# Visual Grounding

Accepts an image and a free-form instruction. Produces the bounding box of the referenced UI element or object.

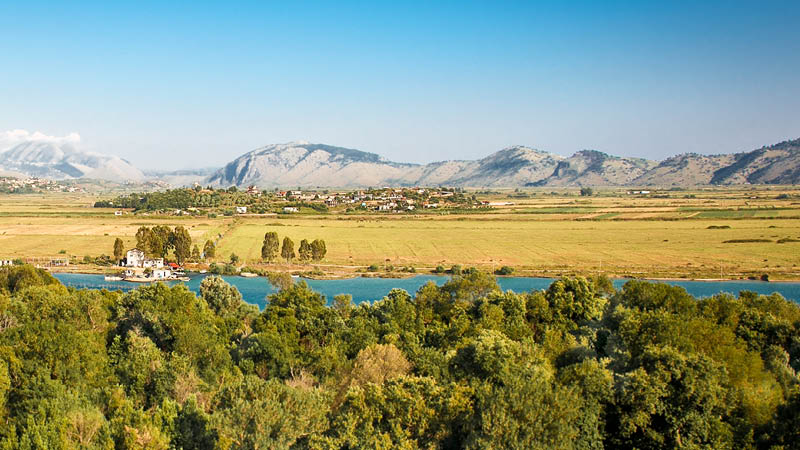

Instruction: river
[51,272,800,310]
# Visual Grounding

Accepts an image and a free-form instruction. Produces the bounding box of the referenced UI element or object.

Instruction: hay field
[1,190,800,278]
[213,216,800,278]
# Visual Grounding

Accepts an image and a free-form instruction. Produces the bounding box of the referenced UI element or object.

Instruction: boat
[104,275,123,281]
[123,276,157,283]
[240,272,259,278]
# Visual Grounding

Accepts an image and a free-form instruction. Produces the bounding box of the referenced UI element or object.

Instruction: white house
[143,258,164,269]
[283,207,299,213]
[236,206,247,214]
[124,267,171,279]
[0,259,13,267]
[125,249,145,267]
[151,268,172,279]
[125,248,164,269]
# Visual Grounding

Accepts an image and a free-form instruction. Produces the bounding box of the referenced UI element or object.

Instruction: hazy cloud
[0,129,81,151]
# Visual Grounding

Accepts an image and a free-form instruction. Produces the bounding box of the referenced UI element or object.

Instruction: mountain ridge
[2,135,799,187]
[0,140,144,182]
[205,138,800,188]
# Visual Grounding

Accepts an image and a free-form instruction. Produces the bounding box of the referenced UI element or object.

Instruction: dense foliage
[1,265,799,448]
[132,226,193,263]
[94,188,266,212]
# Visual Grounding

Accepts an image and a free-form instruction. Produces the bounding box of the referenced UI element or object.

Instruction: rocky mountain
[710,139,800,185]
[206,139,800,188]
[529,150,657,187]
[0,140,144,182]
[631,153,736,186]
[407,146,566,187]
[206,142,419,188]
[629,139,800,186]
[4,132,798,187]
[206,142,567,188]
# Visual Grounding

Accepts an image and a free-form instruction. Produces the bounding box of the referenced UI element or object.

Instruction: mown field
[1,189,800,279]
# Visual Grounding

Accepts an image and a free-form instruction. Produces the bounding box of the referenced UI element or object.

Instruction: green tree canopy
[281,237,295,263]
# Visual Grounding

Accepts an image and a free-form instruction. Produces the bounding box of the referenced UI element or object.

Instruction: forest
[0,265,799,449]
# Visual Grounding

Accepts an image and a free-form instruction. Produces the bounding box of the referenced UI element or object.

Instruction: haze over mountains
[2,131,799,187]
[0,131,144,182]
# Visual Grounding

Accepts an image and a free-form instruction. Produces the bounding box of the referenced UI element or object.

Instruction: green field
[2,189,800,279]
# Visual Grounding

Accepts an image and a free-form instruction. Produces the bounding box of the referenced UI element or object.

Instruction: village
[0,176,86,194]
[95,184,488,216]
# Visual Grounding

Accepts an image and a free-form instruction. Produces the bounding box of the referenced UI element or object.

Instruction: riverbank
[45,263,800,283]
[51,272,800,309]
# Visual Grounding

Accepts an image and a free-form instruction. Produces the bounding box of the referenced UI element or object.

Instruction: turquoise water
[52,272,800,310]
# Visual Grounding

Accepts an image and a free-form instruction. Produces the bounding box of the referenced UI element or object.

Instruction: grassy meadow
[1,189,800,279]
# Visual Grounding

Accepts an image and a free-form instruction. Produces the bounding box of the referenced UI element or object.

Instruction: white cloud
[0,129,81,152]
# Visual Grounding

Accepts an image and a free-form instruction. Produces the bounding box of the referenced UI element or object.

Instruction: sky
[1,0,799,170]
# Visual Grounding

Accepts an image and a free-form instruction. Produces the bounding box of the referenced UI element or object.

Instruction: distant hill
[206,142,419,188]
[206,138,800,188]
[0,140,144,182]
[4,134,798,187]
[529,150,657,187]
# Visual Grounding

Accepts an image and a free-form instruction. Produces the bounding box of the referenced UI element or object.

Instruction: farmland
[1,187,800,279]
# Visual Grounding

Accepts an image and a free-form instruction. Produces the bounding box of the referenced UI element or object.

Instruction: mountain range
[0,140,144,182]
[207,139,800,188]
[2,136,799,187]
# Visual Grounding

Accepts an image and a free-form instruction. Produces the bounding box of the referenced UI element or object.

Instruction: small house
[236,206,247,214]
[125,249,145,267]
[151,269,172,279]
[142,258,164,269]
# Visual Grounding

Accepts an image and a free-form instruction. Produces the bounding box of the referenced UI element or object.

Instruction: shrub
[494,266,514,275]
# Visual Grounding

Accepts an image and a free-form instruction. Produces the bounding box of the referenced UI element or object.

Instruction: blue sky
[1,0,798,169]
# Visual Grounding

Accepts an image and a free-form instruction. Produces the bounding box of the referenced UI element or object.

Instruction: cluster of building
[0,177,84,193]
[122,248,182,280]
[273,187,467,212]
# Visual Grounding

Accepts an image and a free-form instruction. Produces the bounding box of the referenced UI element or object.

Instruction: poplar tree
[298,239,312,263]
[311,239,327,262]
[113,237,125,262]
[262,232,279,263]
[172,226,192,264]
[203,240,216,259]
[281,237,295,263]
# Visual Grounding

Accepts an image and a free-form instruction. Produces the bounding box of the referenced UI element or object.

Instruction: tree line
[121,225,194,264]
[1,264,799,448]
[94,187,261,212]
[261,231,326,263]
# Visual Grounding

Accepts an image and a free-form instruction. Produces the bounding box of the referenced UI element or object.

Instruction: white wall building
[125,249,145,267]
[151,269,172,279]
[125,248,164,268]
